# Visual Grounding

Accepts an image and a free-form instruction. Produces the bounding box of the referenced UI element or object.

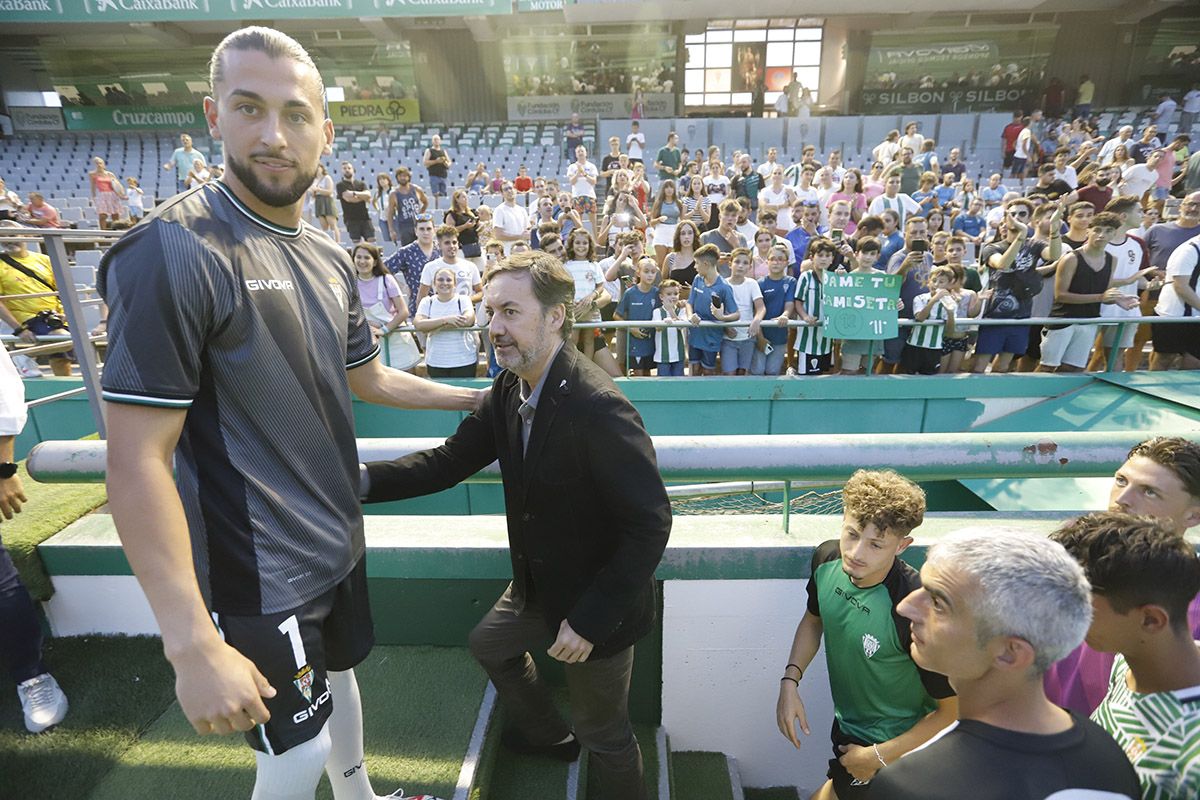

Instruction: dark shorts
[629,355,656,371]
[941,335,972,354]
[1025,323,1044,361]
[394,223,417,246]
[24,313,73,361]
[688,345,718,370]
[881,334,905,365]
[1010,157,1028,177]
[975,324,1030,356]
[901,344,941,375]
[427,363,478,378]
[795,351,832,375]
[828,718,874,800]
[1152,321,1200,359]
[344,217,375,242]
[213,556,374,755]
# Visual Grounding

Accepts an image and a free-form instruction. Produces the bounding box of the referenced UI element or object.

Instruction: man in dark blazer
[362,250,671,800]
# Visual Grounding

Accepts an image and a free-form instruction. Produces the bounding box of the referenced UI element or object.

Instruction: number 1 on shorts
[278,615,306,670]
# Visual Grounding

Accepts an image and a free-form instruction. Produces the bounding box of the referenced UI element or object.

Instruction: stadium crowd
[4,97,1200,381]
[311,107,1200,378]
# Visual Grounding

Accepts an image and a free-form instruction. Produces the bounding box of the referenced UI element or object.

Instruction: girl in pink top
[89,156,126,230]
[825,168,868,230]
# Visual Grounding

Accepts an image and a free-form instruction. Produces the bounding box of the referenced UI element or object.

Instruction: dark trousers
[468,585,647,800]
[0,536,46,685]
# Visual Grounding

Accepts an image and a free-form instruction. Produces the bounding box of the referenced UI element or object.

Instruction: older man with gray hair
[866,529,1140,800]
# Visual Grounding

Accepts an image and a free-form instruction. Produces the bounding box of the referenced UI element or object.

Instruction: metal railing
[2,228,122,436]
[27,430,1199,531]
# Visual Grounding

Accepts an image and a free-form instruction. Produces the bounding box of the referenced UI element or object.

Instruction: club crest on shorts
[862,633,881,659]
[293,665,315,702]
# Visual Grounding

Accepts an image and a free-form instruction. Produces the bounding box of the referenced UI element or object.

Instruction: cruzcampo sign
[0,0,511,23]
[63,105,206,131]
[327,99,421,125]
[822,271,901,340]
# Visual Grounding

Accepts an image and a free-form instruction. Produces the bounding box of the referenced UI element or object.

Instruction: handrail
[26,430,1198,484]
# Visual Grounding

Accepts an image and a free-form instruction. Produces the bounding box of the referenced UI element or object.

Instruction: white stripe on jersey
[794,270,831,355]
[908,293,949,349]
[652,308,687,363]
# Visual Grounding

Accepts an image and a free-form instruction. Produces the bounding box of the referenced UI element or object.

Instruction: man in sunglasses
[972,199,1062,373]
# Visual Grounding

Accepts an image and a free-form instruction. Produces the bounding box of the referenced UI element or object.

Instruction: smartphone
[830,229,843,242]
[910,239,929,253]
[711,294,723,309]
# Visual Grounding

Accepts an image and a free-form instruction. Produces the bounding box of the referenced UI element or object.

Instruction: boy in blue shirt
[615,257,662,376]
[688,244,740,375]
[751,244,796,376]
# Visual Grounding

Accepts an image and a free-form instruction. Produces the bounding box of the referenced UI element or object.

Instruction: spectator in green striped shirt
[1053,512,1200,800]
[902,266,957,375]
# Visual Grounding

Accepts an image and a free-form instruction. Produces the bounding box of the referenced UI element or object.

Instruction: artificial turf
[0,638,487,800]
[4,461,107,600]
[744,789,801,800]
[670,751,736,800]
[0,635,176,800]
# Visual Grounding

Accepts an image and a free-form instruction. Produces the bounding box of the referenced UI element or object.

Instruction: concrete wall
[663,579,834,792]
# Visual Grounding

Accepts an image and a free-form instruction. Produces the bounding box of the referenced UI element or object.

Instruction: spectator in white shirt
[1119,151,1163,199]
[414,266,479,379]
[1153,93,1178,131]
[1181,83,1200,134]
[626,121,646,164]
[566,146,599,232]
[491,182,531,254]
[867,172,921,227]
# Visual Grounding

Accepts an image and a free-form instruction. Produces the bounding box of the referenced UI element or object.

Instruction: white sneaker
[381,791,446,800]
[18,673,68,733]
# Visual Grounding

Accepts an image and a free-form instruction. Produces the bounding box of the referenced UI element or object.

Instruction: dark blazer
[364,344,671,659]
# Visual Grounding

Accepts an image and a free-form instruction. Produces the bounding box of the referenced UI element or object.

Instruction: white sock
[251,721,332,800]
[324,669,377,800]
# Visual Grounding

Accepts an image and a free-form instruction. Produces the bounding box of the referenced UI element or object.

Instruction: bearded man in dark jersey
[100,27,481,800]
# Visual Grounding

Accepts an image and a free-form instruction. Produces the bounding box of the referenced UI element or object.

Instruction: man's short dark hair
[1089,211,1123,230]
[1038,163,1055,176]
[484,250,575,341]
[1052,512,1200,633]
[1104,196,1141,217]
[210,26,324,101]
[856,215,885,235]
[1128,437,1200,499]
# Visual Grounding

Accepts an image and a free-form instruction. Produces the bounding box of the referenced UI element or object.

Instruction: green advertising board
[0,0,512,24]
[822,272,901,340]
[63,105,206,131]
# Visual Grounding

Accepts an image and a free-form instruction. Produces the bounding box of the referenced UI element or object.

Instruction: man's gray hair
[926,528,1092,674]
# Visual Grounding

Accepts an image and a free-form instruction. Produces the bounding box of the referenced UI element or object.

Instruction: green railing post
[1105,323,1126,373]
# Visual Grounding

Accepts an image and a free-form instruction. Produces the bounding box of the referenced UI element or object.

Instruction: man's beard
[226,152,316,208]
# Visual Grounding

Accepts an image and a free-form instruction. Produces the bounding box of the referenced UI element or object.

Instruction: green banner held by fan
[822,272,901,340]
